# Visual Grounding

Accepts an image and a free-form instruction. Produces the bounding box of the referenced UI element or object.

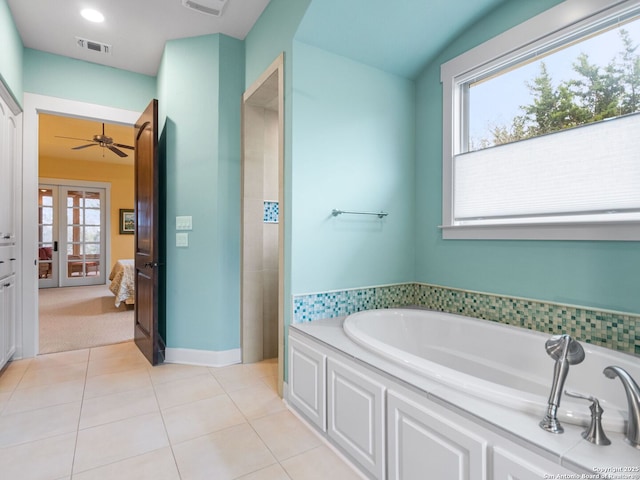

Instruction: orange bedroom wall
[38,156,134,272]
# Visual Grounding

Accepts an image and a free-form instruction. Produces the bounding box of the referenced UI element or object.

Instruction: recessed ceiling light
[81,8,105,23]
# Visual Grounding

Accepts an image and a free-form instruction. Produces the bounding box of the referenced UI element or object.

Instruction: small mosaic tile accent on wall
[292,284,416,323]
[263,201,279,223]
[292,282,639,355]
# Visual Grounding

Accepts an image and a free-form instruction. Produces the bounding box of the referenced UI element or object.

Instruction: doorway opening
[241,54,284,394]
[36,113,135,354]
[21,94,140,358]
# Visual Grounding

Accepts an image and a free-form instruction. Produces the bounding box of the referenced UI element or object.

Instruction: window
[440,0,640,240]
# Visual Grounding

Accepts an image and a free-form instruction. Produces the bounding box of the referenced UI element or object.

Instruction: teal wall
[216,35,245,347]
[291,41,415,294]
[244,0,311,337]
[158,34,244,351]
[244,0,310,88]
[415,0,640,314]
[23,49,155,112]
[0,0,23,105]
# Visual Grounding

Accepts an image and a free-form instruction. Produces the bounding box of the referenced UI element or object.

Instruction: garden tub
[343,308,639,433]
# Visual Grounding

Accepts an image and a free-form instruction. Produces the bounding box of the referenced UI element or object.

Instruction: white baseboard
[164,347,241,367]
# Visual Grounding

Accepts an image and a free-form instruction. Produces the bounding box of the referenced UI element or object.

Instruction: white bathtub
[343,308,639,433]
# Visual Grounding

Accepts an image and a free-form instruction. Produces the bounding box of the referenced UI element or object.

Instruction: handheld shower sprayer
[539,334,585,434]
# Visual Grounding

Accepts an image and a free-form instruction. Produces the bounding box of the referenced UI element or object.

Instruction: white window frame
[440,0,640,241]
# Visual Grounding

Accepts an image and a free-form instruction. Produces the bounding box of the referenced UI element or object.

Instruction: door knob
[144,261,162,268]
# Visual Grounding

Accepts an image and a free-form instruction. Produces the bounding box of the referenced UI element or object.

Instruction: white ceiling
[7,0,271,76]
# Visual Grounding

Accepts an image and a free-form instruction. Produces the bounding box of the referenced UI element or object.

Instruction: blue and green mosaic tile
[291,282,638,355]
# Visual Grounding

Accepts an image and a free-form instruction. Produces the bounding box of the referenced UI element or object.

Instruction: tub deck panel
[288,314,640,476]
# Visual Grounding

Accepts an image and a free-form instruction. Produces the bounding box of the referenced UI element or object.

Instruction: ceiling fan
[56,123,134,157]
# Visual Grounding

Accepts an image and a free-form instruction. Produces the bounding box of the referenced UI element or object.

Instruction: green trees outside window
[470,27,640,150]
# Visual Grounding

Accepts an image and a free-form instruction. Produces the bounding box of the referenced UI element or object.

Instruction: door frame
[21,93,140,358]
[241,54,285,395]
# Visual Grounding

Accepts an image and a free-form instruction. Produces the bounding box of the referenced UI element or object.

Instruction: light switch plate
[176,232,189,247]
[176,215,193,230]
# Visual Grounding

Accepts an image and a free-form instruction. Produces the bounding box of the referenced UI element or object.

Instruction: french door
[38,183,107,288]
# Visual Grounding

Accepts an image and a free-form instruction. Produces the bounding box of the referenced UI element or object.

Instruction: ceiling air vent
[76,37,112,55]
[181,0,228,17]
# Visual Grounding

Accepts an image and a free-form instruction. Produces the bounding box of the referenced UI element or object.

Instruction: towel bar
[331,209,388,219]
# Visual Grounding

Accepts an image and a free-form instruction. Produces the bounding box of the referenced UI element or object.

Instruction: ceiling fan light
[80,9,105,23]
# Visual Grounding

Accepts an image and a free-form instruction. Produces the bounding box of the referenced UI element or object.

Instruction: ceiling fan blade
[72,143,98,150]
[55,135,94,142]
[108,146,128,157]
[112,143,135,150]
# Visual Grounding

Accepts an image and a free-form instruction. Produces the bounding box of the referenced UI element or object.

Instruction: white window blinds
[453,113,640,224]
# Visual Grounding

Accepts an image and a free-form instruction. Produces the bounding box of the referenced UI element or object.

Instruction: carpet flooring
[39,284,134,354]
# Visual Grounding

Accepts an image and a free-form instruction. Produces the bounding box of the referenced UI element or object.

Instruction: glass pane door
[60,187,106,287]
[38,186,58,288]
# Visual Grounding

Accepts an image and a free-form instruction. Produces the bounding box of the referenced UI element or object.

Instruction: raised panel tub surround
[387,389,487,480]
[328,357,386,479]
[288,335,326,431]
[387,384,580,480]
[287,318,638,479]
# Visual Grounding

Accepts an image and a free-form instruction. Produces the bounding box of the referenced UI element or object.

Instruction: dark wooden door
[134,99,163,365]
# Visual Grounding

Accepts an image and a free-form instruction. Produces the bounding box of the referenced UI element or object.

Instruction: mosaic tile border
[292,283,639,355]
[415,284,639,355]
[263,201,279,223]
[292,284,416,324]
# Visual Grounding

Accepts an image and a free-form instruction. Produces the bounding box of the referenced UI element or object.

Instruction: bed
[109,259,135,307]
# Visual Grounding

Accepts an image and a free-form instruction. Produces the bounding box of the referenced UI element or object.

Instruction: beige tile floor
[0,342,363,480]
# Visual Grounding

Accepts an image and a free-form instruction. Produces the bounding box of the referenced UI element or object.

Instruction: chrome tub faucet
[603,366,640,449]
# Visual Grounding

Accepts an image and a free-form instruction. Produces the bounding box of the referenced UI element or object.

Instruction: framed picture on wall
[119,209,135,234]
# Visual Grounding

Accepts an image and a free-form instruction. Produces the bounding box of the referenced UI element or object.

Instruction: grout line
[149,365,184,480]
[0,360,31,416]
[69,347,91,479]
[223,373,291,480]
[71,356,174,478]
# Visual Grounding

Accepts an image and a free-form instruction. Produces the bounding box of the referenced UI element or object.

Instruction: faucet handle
[565,390,596,403]
[565,391,611,446]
